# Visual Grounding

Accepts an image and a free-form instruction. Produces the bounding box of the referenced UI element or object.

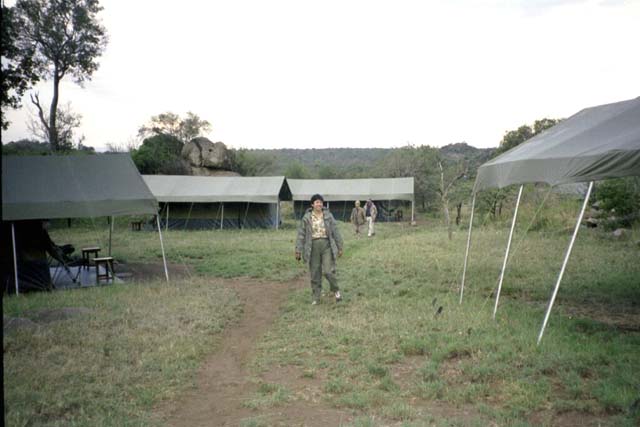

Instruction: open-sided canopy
[288,178,414,202]
[474,97,640,193]
[142,175,292,203]
[2,154,158,221]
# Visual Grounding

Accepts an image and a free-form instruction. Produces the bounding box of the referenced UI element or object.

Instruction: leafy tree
[317,164,338,179]
[284,161,309,179]
[229,149,276,176]
[1,4,39,129]
[131,134,186,175]
[495,118,560,156]
[138,111,212,143]
[379,144,440,211]
[596,177,640,226]
[14,0,108,151]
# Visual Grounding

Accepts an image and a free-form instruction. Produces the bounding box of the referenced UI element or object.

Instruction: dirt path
[156,277,354,427]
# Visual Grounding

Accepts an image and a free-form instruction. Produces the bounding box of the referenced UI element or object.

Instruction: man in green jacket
[296,194,344,304]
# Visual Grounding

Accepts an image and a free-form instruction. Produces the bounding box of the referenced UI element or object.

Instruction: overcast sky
[3,0,640,151]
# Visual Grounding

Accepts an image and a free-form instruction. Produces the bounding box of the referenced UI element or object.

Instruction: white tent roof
[288,178,414,202]
[142,175,291,203]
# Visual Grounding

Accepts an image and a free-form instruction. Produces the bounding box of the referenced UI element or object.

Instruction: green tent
[460,97,640,343]
[142,175,291,229]
[2,154,167,294]
[288,178,415,222]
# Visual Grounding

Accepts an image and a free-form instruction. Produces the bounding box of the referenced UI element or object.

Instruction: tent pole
[459,193,476,304]
[108,216,114,256]
[11,222,19,295]
[221,203,224,230]
[276,200,280,230]
[166,203,169,231]
[537,181,593,345]
[156,215,170,283]
[493,185,523,319]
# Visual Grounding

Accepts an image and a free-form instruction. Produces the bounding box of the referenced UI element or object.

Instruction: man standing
[296,194,344,304]
[350,200,366,235]
[365,199,378,237]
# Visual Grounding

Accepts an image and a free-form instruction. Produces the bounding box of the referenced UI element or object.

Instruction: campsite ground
[3,210,640,426]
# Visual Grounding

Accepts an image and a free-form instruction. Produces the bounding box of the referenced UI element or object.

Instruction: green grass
[5,213,640,426]
[4,278,241,426]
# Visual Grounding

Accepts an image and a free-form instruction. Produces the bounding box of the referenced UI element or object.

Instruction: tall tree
[138,111,212,143]
[1,3,39,129]
[14,0,107,151]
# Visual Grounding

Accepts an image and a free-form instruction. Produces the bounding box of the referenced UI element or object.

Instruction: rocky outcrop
[181,138,239,176]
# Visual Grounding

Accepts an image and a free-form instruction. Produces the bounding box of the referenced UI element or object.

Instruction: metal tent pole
[166,203,170,231]
[276,201,280,230]
[11,222,19,295]
[108,216,114,256]
[537,181,593,345]
[156,215,170,282]
[220,203,224,230]
[459,193,476,304]
[493,185,523,319]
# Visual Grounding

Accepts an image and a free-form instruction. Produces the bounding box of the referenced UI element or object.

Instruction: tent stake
[156,215,170,283]
[493,185,523,319]
[537,181,593,345]
[11,222,19,295]
[459,193,476,304]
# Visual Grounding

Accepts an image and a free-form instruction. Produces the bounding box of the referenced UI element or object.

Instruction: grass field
[4,209,640,426]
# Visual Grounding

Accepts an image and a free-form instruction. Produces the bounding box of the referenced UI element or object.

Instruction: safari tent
[459,96,640,343]
[142,175,292,229]
[2,154,167,294]
[288,178,415,222]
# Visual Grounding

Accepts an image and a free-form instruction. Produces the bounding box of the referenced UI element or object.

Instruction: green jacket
[296,208,343,264]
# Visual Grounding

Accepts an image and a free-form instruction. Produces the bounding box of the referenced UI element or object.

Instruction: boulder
[181,137,234,172]
[612,228,630,239]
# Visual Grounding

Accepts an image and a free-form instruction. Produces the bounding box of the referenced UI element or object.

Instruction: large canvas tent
[142,175,292,229]
[288,178,415,222]
[459,96,640,343]
[2,154,167,294]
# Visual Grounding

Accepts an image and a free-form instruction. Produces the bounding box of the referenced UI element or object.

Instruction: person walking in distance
[365,199,377,237]
[296,194,344,305]
[350,200,366,235]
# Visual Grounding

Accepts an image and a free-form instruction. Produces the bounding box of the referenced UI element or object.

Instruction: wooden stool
[81,246,101,269]
[130,220,143,231]
[94,256,114,284]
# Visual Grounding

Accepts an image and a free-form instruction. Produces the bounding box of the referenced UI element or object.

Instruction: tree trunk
[49,72,60,151]
[455,202,462,225]
[443,197,452,240]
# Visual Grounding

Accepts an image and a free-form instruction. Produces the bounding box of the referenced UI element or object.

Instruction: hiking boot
[335,291,342,302]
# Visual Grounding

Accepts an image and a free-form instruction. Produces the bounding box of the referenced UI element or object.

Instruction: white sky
[3,0,640,151]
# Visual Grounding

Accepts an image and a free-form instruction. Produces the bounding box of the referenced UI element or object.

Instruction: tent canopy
[142,175,291,203]
[2,154,158,221]
[288,178,414,202]
[474,97,640,193]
